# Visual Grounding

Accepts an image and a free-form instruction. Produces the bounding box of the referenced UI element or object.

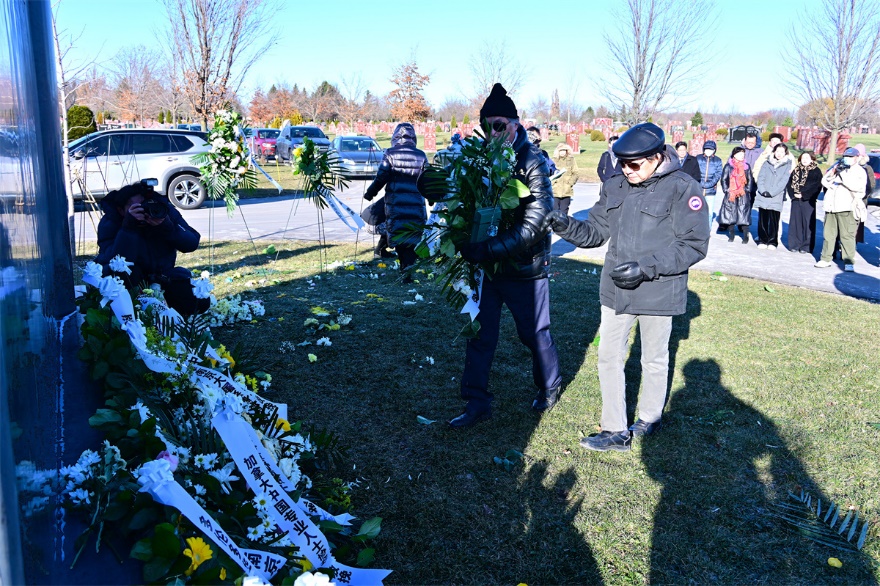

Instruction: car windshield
[338,138,380,152]
[291,127,326,139]
[68,134,94,150]
[258,129,279,139]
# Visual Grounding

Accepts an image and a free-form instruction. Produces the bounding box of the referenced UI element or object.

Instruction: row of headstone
[795,127,851,156]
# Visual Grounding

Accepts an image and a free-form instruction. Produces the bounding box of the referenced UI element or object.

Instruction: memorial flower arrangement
[15,260,389,585]
[291,136,348,209]
[193,110,258,215]
[413,125,530,334]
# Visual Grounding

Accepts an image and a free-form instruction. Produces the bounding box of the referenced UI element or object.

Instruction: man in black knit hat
[449,83,562,428]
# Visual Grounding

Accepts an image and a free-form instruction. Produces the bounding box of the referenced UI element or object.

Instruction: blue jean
[460,277,561,411]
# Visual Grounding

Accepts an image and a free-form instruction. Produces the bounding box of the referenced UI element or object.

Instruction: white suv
[68,129,211,209]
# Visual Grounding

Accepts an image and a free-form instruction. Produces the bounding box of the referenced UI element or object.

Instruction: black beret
[480,83,518,120]
[612,122,666,159]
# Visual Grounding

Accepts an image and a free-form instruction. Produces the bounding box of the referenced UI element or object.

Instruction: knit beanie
[479,83,518,120]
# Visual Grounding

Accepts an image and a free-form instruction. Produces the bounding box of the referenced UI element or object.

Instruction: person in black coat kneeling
[542,123,709,452]
[96,180,208,316]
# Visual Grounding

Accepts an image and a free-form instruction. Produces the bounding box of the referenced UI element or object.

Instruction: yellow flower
[297,557,313,572]
[344,265,356,271]
[275,418,292,432]
[308,353,317,363]
[293,146,304,158]
[219,567,227,580]
[377,262,387,269]
[183,537,213,575]
[828,557,843,568]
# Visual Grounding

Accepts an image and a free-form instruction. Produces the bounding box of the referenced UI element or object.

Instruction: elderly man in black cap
[542,123,710,451]
[449,83,561,428]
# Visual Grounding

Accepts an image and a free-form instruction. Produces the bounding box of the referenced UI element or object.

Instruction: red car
[249,128,280,163]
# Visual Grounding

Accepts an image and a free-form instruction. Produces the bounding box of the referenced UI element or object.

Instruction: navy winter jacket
[695,154,723,196]
[364,123,428,246]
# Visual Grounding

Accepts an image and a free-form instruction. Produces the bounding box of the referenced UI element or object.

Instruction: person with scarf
[717,146,753,243]
[754,143,793,249]
[785,151,823,254]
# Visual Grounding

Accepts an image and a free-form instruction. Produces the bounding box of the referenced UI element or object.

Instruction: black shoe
[579,430,631,452]
[727,227,735,242]
[741,232,750,244]
[449,409,491,429]
[628,418,662,437]
[532,387,560,412]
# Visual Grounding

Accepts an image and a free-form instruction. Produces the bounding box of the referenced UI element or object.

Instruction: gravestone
[773,126,792,142]
[540,128,549,142]
[690,133,705,156]
[672,130,684,144]
[357,121,365,134]
[424,133,436,152]
[566,132,580,153]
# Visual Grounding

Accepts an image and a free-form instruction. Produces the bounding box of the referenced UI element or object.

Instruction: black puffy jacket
[485,125,553,280]
[364,123,428,246]
[96,197,200,282]
[556,145,709,315]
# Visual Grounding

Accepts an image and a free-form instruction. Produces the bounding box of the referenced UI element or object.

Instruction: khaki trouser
[597,305,673,432]
[820,211,857,264]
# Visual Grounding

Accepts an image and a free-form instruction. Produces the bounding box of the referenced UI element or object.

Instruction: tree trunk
[829,128,839,161]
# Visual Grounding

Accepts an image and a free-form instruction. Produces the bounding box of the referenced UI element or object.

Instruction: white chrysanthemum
[191,278,214,299]
[279,457,302,486]
[83,261,104,281]
[293,572,334,586]
[97,276,126,308]
[108,255,133,275]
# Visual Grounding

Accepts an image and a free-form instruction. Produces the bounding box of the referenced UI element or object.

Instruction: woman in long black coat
[786,151,823,254]
[717,146,754,243]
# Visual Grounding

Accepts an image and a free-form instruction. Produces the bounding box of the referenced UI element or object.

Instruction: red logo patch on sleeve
[688,196,703,211]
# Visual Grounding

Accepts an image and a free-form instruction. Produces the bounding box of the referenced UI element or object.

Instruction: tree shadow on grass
[643,359,877,584]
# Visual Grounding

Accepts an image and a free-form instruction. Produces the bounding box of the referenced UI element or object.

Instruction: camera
[138,178,168,220]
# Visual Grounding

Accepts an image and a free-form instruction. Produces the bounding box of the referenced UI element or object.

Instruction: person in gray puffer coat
[364,122,428,270]
[754,143,793,249]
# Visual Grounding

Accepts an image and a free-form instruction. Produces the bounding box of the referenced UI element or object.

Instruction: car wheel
[168,174,207,210]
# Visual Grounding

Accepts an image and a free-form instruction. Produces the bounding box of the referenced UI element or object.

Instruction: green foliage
[791,129,799,141]
[157,110,165,124]
[691,111,704,126]
[450,115,457,129]
[463,113,470,125]
[287,110,304,126]
[761,130,772,143]
[615,126,629,133]
[783,116,795,127]
[291,136,349,209]
[773,490,871,551]
[590,129,605,141]
[716,128,729,137]
[67,105,96,140]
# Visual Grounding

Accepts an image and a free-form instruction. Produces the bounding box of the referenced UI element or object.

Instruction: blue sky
[58,0,803,114]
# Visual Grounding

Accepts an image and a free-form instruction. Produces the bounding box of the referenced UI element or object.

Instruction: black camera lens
[143,198,168,220]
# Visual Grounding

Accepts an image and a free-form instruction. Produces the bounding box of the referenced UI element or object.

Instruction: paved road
[75,181,880,302]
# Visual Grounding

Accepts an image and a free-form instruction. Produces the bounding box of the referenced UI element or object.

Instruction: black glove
[609,261,647,290]
[459,241,490,264]
[364,192,375,202]
[540,210,570,234]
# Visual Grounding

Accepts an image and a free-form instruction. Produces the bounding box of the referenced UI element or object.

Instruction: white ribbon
[213,411,391,585]
[139,473,286,581]
[325,193,366,233]
[460,269,484,322]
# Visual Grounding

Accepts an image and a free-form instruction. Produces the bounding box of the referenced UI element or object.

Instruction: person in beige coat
[815,147,867,272]
[551,143,580,214]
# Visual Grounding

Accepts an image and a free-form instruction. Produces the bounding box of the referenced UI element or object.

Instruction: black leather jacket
[365,123,428,246]
[485,125,553,280]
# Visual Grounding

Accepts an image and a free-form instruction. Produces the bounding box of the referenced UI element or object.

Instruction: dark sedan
[276,125,331,162]
[331,136,384,178]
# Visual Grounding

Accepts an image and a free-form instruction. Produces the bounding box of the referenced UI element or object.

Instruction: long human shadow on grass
[642,359,877,584]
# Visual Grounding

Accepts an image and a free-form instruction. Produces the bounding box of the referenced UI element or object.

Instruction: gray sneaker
[629,419,662,437]
[579,430,632,452]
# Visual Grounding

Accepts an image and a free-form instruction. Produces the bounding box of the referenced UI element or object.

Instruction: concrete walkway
[74,181,880,302]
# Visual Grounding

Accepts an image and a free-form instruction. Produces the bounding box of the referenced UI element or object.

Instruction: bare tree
[338,74,367,126]
[467,41,528,106]
[601,0,716,125]
[160,0,278,128]
[527,96,550,122]
[787,0,880,155]
[112,46,162,124]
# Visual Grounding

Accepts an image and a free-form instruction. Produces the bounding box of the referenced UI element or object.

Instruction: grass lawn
[137,239,880,585]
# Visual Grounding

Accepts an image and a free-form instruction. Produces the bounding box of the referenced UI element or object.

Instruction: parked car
[67,129,210,209]
[275,125,331,162]
[330,136,383,178]
[866,153,880,208]
[249,128,280,163]
[176,123,202,132]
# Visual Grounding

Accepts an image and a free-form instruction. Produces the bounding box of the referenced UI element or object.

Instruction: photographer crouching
[95,179,209,316]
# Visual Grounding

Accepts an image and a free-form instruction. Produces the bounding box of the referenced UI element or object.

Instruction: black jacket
[597,150,621,183]
[484,125,554,280]
[556,145,709,315]
[364,123,428,246]
[786,166,823,203]
[96,198,200,282]
[679,154,702,183]
[718,162,754,227]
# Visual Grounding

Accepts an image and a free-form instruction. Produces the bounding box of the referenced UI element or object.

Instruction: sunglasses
[620,159,647,171]
[491,121,509,132]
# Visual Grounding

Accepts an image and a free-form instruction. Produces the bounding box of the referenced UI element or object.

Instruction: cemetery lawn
[161,240,880,585]
[249,132,880,193]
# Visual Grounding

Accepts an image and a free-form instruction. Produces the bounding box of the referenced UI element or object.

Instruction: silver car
[330,136,383,178]
[68,129,210,209]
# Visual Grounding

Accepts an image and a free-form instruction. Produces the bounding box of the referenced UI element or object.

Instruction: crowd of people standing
[599,130,875,272]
